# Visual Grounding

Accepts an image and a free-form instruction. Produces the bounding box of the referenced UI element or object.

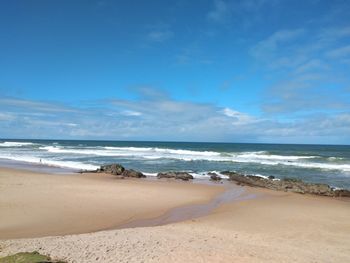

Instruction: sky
[0,0,350,144]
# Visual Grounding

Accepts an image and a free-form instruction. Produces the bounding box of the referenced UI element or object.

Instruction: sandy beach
[0,167,350,262]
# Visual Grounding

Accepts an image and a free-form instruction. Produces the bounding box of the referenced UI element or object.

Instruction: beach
[0,166,349,262]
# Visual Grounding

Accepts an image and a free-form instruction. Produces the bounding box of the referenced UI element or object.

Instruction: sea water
[0,139,349,189]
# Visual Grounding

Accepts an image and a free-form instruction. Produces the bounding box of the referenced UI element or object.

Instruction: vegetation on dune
[0,251,66,263]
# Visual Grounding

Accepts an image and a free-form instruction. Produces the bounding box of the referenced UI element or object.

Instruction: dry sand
[0,167,350,262]
[0,167,222,239]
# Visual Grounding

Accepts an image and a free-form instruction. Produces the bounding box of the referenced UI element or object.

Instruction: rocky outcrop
[81,164,349,198]
[208,172,222,181]
[98,164,125,175]
[333,189,350,197]
[122,169,146,178]
[95,164,145,178]
[221,171,350,197]
[157,172,194,181]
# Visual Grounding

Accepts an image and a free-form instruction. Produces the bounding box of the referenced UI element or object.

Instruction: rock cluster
[122,169,145,178]
[82,163,350,197]
[221,171,350,197]
[208,172,222,181]
[98,164,125,175]
[157,172,194,181]
[96,164,145,178]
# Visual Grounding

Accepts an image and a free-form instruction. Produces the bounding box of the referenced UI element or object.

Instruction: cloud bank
[1,87,349,144]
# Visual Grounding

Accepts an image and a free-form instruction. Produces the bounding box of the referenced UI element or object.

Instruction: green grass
[0,251,66,263]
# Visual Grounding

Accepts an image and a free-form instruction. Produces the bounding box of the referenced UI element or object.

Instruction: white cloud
[221,107,256,124]
[0,98,77,113]
[251,29,305,60]
[249,26,350,116]
[147,29,173,42]
[121,110,142,116]
[294,59,329,74]
[326,45,350,58]
[207,0,231,23]
[1,92,350,143]
[0,112,15,121]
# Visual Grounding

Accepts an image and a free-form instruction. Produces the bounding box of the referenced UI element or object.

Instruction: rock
[307,183,332,196]
[85,164,145,179]
[223,170,348,197]
[208,172,222,181]
[157,172,194,181]
[268,175,275,180]
[98,164,125,175]
[333,189,350,197]
[122,169,146,178]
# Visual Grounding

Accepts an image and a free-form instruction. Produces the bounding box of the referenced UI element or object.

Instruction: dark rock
[268,175,275,180]
[99,164,125,175]
[122,169,146,178]
[221,171,241,176]
[208,172,222,181]
[222,170,349,197]
[157,172,194,181]
[333,189,350,197]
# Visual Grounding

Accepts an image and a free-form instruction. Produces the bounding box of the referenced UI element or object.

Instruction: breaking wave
[0,141,35,147]
[34,145,350,172]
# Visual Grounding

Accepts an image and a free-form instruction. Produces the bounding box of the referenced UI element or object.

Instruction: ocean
[0,139,349,189]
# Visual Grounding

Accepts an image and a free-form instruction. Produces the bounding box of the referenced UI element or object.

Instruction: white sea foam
[0,154,98,170]
[276,161,350,172]
[142,172,158,177]
[142,171,231,179]
[9,145,350,173]
[40,146,311,160]
[328,156,344,161]
[0,141,34,147]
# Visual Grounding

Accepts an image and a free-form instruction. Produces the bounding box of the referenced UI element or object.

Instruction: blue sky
[0,0,350,144]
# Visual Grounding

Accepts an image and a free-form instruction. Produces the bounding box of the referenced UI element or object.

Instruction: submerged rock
[222,171,350,197]
[157,172,194,181]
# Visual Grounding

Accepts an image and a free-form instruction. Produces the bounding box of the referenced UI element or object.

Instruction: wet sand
[1,167,350,262]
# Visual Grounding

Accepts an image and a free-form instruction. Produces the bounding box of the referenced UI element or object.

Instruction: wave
[105,146,220,156]
[5,145,347,173]
[0,141,35,147]
[274,161,350,172]
[328,157,344,161]
[39,146,221,159]
[36,146,350,172]
[0,154,98,170]
[40,146,313,160]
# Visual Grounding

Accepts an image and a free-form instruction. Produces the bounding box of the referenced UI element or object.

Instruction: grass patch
[0,251,66,263]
